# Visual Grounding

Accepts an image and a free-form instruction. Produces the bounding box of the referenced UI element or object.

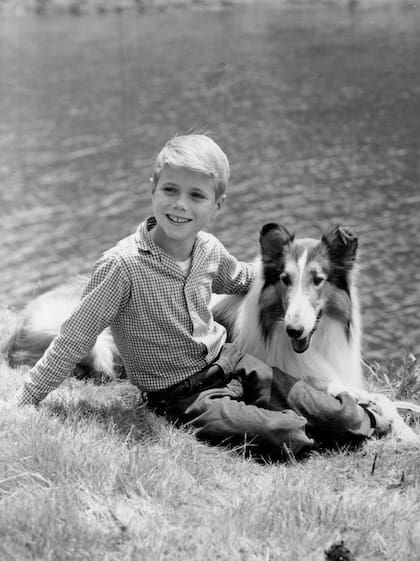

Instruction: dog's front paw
[350,388,373,405]
[327,382,371,403]
[327,380,348,397]
[327,380,353,398]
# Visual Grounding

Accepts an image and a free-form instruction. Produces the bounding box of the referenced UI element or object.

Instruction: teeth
[167,215,190,224]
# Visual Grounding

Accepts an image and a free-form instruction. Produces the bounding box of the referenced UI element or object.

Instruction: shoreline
[0,0,408,16]
[2,0,256,16]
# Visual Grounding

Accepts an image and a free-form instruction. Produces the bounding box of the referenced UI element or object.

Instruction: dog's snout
[286,326,304,340]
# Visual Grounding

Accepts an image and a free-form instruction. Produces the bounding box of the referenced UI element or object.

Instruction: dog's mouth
[291,335,312,354]
[288,312,322,354]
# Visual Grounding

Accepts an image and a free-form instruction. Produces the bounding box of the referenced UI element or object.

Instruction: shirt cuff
[13,386,41,407]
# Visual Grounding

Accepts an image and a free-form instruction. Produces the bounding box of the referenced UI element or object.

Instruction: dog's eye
[313,276,325,287]
[280,273,292,286]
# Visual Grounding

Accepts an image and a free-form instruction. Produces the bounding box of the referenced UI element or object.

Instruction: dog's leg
[326,383,419,441]
[367,394,419,443]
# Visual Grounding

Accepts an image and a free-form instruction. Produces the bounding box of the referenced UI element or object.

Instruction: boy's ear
[216,194,226,211]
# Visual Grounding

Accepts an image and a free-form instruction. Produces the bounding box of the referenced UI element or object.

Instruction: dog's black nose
[286,326,304,339]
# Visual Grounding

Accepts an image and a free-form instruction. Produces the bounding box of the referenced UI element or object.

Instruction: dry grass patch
[1,347,420,560]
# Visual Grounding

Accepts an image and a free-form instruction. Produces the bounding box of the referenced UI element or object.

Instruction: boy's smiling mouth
[166,214,192,224]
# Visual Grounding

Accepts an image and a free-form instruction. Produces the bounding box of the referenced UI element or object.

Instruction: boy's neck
[150,227,194,262]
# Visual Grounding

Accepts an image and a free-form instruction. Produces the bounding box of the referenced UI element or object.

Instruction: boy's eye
[161,186,177,195]
[191,192,207,200]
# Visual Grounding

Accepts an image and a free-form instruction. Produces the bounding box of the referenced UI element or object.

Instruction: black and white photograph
[1,1,419,559]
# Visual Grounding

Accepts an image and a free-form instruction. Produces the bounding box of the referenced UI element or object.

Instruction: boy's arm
[13,255,131,407]
[212,239,255,295]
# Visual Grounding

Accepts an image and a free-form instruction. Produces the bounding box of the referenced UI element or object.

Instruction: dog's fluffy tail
[1,279,119,379]
[83,328,119,379]
[1,322,56,368]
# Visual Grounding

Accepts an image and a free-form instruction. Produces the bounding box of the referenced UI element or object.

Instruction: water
[1,3,419,362]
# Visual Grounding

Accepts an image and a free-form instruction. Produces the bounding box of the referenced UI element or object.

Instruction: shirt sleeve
[14,254,131,407]
[212,239,255,295]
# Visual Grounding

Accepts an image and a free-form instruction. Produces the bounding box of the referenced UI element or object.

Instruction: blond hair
[152,134,230,199]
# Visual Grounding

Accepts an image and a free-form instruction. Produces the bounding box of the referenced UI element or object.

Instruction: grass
[1,308,420,560]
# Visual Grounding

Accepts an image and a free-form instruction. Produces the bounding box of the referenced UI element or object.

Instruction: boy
[12,134,389,458]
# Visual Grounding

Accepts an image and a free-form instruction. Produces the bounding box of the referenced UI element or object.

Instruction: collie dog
[212,223,418,442]
[213,223,363,396]
[2,223,418,441]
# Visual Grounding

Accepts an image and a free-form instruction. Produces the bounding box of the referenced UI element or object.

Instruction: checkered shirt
[16,217,255,406]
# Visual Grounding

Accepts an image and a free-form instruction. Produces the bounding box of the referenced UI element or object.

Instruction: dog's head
[259,223,358,353]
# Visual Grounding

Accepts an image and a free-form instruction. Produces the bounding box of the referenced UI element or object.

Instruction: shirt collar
[135,217,160,255]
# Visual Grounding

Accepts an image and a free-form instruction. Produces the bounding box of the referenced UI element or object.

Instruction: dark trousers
[147,344,373,458]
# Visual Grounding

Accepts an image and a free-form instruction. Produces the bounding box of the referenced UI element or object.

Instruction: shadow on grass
[45,393,162,445]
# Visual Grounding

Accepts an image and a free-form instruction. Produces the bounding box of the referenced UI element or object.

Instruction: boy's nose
[174,195,188,210]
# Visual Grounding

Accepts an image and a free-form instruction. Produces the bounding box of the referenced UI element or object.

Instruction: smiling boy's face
[150,165,225,259]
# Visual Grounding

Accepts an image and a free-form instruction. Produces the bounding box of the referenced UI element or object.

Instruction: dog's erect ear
[260,223,293,259]
[260,223,294,285]
[322,227,358,296]
[322,226,358,265]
